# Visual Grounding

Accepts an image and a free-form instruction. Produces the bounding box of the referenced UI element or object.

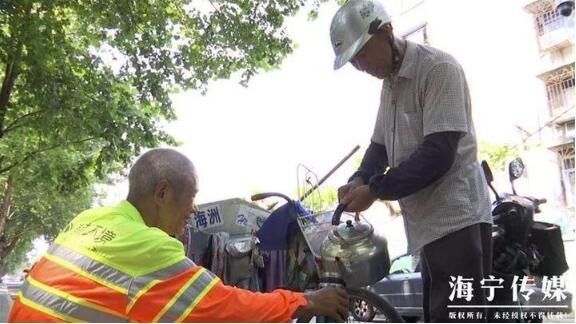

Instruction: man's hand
[340,185,377,212]
[294,287,349,322]
[337,177,364,201]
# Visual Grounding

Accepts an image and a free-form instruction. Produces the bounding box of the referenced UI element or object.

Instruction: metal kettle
[319,204,391,287]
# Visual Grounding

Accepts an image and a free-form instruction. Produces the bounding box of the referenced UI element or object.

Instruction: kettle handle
[332,203,346,225]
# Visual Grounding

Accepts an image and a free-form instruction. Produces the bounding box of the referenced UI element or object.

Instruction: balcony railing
[536,10,574,50]
[537,10,568,35]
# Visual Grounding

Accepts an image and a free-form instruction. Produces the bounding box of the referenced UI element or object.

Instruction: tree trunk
[0,174,14,236]
[0,237,18,275]
[0,44,22,138]
[0,174,15,271]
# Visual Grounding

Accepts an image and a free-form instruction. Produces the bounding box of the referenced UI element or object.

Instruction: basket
[295,209,365,259]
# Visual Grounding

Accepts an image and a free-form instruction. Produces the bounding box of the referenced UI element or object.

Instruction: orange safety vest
[9,201,307,322]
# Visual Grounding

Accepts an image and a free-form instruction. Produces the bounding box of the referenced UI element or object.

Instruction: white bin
[190,198,270,235]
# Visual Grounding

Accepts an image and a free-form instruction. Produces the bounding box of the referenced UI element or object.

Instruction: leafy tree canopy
[0,0,331,273]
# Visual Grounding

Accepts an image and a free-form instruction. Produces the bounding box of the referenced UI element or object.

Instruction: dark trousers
[420,223,492,323]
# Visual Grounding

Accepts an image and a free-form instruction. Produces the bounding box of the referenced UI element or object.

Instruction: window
[403,25,428,45]
[535,9,566,36]
[557,145,575,207]
[557,120,576,139]
[546,76,575,114]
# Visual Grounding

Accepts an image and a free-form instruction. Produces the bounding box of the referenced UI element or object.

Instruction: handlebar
[331,203,346,225]
[251,192,292,203]
[536,198,547,205]
[532,197,546,214]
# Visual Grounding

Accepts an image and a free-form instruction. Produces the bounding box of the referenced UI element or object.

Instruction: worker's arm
[348,141,389,184]
[367,131,463,200]
[339,132,463,211]
[184,280,348,322]
[127,262,348,323]
[339,141,389,202]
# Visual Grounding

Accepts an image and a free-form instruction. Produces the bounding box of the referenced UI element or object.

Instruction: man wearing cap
[331,0,493,322]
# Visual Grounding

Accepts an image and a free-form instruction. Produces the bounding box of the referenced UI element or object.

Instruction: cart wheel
[346,287,404,323]
[295,288,404,323]
[351,295,376,321]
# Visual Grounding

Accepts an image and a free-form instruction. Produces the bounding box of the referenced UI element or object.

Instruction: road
[0,285,13,322]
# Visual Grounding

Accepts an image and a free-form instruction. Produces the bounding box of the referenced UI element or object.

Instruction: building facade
[523,0,575,213]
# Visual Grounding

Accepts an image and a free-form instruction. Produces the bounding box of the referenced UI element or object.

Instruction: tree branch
[2,110,44,135]
[0,227,26,267]
[207,0,221,13]
[0,136,101,175]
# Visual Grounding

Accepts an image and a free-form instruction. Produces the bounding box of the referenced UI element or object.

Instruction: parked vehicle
[4,280,22,300]
[370,254,423,322]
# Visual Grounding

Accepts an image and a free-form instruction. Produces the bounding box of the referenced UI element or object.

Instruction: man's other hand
[340,185,376,212]
[295,287,349,322]
[337,177,364,202]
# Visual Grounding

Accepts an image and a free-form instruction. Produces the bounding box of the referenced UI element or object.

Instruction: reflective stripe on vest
[127,258,196,311]
[46,243,199,310]
[45,243,132,294]
[36,242,215,321]
[19,277,129,323]
[153,268,220,323]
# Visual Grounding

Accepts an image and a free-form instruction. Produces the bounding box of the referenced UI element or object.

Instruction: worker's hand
[296,287,349,322]
[340,185,377,213]
[337,177,364,202]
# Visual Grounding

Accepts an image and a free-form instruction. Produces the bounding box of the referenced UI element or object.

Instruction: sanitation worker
[9,148,348,322]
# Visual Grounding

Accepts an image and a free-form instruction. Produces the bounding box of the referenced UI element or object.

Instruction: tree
[0,149,95,275]
[478,141,520,172]
[0,0,329,179]
[0,0,330,271]
[300,187,338,214]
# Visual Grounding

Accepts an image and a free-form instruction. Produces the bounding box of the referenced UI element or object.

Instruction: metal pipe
[299,145,361,202]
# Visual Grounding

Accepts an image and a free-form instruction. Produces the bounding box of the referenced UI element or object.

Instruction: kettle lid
[330,219,373,243]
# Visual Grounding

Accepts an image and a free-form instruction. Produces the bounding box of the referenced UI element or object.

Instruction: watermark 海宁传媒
[446,275,571,321]
[448,275,568,302]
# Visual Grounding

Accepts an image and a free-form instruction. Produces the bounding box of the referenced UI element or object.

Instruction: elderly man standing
[9,148,348,322]
[331,0,493,322]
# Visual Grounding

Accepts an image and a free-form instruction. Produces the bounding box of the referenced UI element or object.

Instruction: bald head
[126,148,198,235]
[127,148,197,203]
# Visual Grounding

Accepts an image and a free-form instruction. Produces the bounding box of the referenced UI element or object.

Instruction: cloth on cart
[181,227,262,290]
[225,235,262,291]
[257,202,303,250]
[208,232,229,279]
[180,227,211,266]
[257,201,314,292]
